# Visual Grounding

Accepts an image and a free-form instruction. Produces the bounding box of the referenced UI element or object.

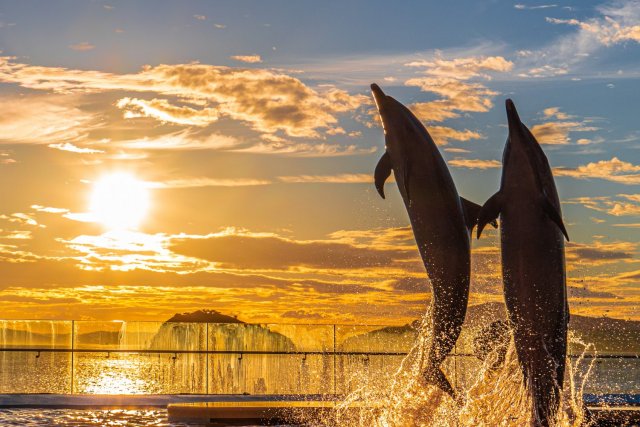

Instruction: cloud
[569,194,640,216]
[48,143,104,154]
[515,4,558,10]
[528,106,599,144]
[546,2,640,46]
[69,42,95,51]
[233,141,376,157]
[405,55,513,124]
[531,121,598,145]
[169,228,413,271]
[193,14,206,21]
[230,55,263,64]
[118,130,240,151]
[277,173,372,184]
[116,97,220,126]
[0,95,98,145]
[428,126,483,145]
[149,177,272,188]
[566,240,637,266]
[449,158,502,169]
[516,1,640,78]
[555,157,640,184]
[0,56,367,139]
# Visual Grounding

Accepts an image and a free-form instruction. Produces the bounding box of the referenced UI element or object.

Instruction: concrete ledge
[0,394,332,409]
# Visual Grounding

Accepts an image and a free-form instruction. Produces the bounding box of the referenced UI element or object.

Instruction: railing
[0,320,637,395]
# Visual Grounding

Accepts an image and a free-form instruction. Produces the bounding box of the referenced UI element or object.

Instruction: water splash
[322,312,597,427]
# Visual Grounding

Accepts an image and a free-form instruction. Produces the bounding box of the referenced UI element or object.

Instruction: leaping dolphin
[477,99,569,426]
[371,83,489,399]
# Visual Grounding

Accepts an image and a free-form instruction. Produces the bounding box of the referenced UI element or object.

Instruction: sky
[0,0,638,324]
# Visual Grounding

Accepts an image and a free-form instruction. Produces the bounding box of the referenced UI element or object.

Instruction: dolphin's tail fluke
[421,366,459,402]
[517,337,565,427]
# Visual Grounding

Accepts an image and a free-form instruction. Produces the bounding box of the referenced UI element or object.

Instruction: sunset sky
[0,0,638,323]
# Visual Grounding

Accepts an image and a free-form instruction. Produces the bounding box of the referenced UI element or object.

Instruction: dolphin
[477,99,569,426]
[371,83,490,399]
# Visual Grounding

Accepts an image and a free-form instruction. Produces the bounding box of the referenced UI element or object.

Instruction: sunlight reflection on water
[0,409,191,427]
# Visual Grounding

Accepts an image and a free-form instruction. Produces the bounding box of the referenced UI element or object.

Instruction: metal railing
[0,320,637,395]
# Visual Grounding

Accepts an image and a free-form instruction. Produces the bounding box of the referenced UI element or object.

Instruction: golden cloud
[0,56,367,139]
[555,157,640,184]
[0,95,98,145]
[233,141,376,157]
[428,126,483,145]
[148,177,272,188]
[405,55,513,124]
[278,173,372,184]
[546,14,640,46]
[116,97,220,126]
[230,55,263,63]
[530,107,598,144]
[569,194,640,216]
[68,42,95,51]
[449,158,502,170]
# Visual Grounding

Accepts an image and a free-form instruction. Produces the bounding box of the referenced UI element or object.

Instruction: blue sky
[0,0,637,322]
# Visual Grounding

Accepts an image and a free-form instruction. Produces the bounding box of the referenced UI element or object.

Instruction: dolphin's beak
[370,83,386,111]
[371,83,387,132]
[506,99,522,135]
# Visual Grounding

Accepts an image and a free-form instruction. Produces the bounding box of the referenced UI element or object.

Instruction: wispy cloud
[0,56,367,139]
[116,97,220,126]
[0,95,98,145]
[555,157,640,184]
[118,130,240,151]
[230,55,263,64]
[149,177,272,188]
[569,194,640,216]
[449,158,502,169]
[278,173,372,184]
[405,55,513,123]
[233,141,376,157]
[48,143,104,154]
[68,42,95,51]
[546,1,640,46]
[531,107,598,145]
[515,4,558,10]
[517,1,640,77]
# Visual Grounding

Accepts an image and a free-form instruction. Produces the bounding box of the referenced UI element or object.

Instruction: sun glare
[90,173,150,230]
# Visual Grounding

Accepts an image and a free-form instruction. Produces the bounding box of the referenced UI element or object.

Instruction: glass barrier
[0,320,635,395]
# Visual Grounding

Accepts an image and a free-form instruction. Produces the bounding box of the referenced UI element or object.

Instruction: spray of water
[306,310,597,427]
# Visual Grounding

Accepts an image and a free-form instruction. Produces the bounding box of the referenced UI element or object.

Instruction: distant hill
[465,302,639,352]
[166,309,244,323]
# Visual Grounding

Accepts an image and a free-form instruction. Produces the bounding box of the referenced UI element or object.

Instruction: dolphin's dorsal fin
[374,151,392,199]
[477,192,503,239]
[540,193,570,241]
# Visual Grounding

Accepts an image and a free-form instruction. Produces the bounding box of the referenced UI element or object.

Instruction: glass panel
[0,320,72,349]
[0,351,71,393]
[73,352,206,394]
[335,325,416,353]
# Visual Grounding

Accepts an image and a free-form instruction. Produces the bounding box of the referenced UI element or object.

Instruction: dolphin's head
[370,83,431,159]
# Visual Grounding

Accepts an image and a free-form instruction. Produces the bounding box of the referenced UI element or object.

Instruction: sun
[90,173,150,230]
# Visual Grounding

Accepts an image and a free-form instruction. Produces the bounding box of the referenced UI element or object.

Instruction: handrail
[0,348,636,359]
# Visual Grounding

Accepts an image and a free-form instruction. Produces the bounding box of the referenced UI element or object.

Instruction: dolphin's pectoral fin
[540,194,570,241]
[460,197,483,232]
[374,151,392,199]
[477,192,503,239]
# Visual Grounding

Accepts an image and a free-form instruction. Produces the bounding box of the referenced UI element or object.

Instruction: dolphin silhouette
[477,99,569,426]
[371,83,489,399]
